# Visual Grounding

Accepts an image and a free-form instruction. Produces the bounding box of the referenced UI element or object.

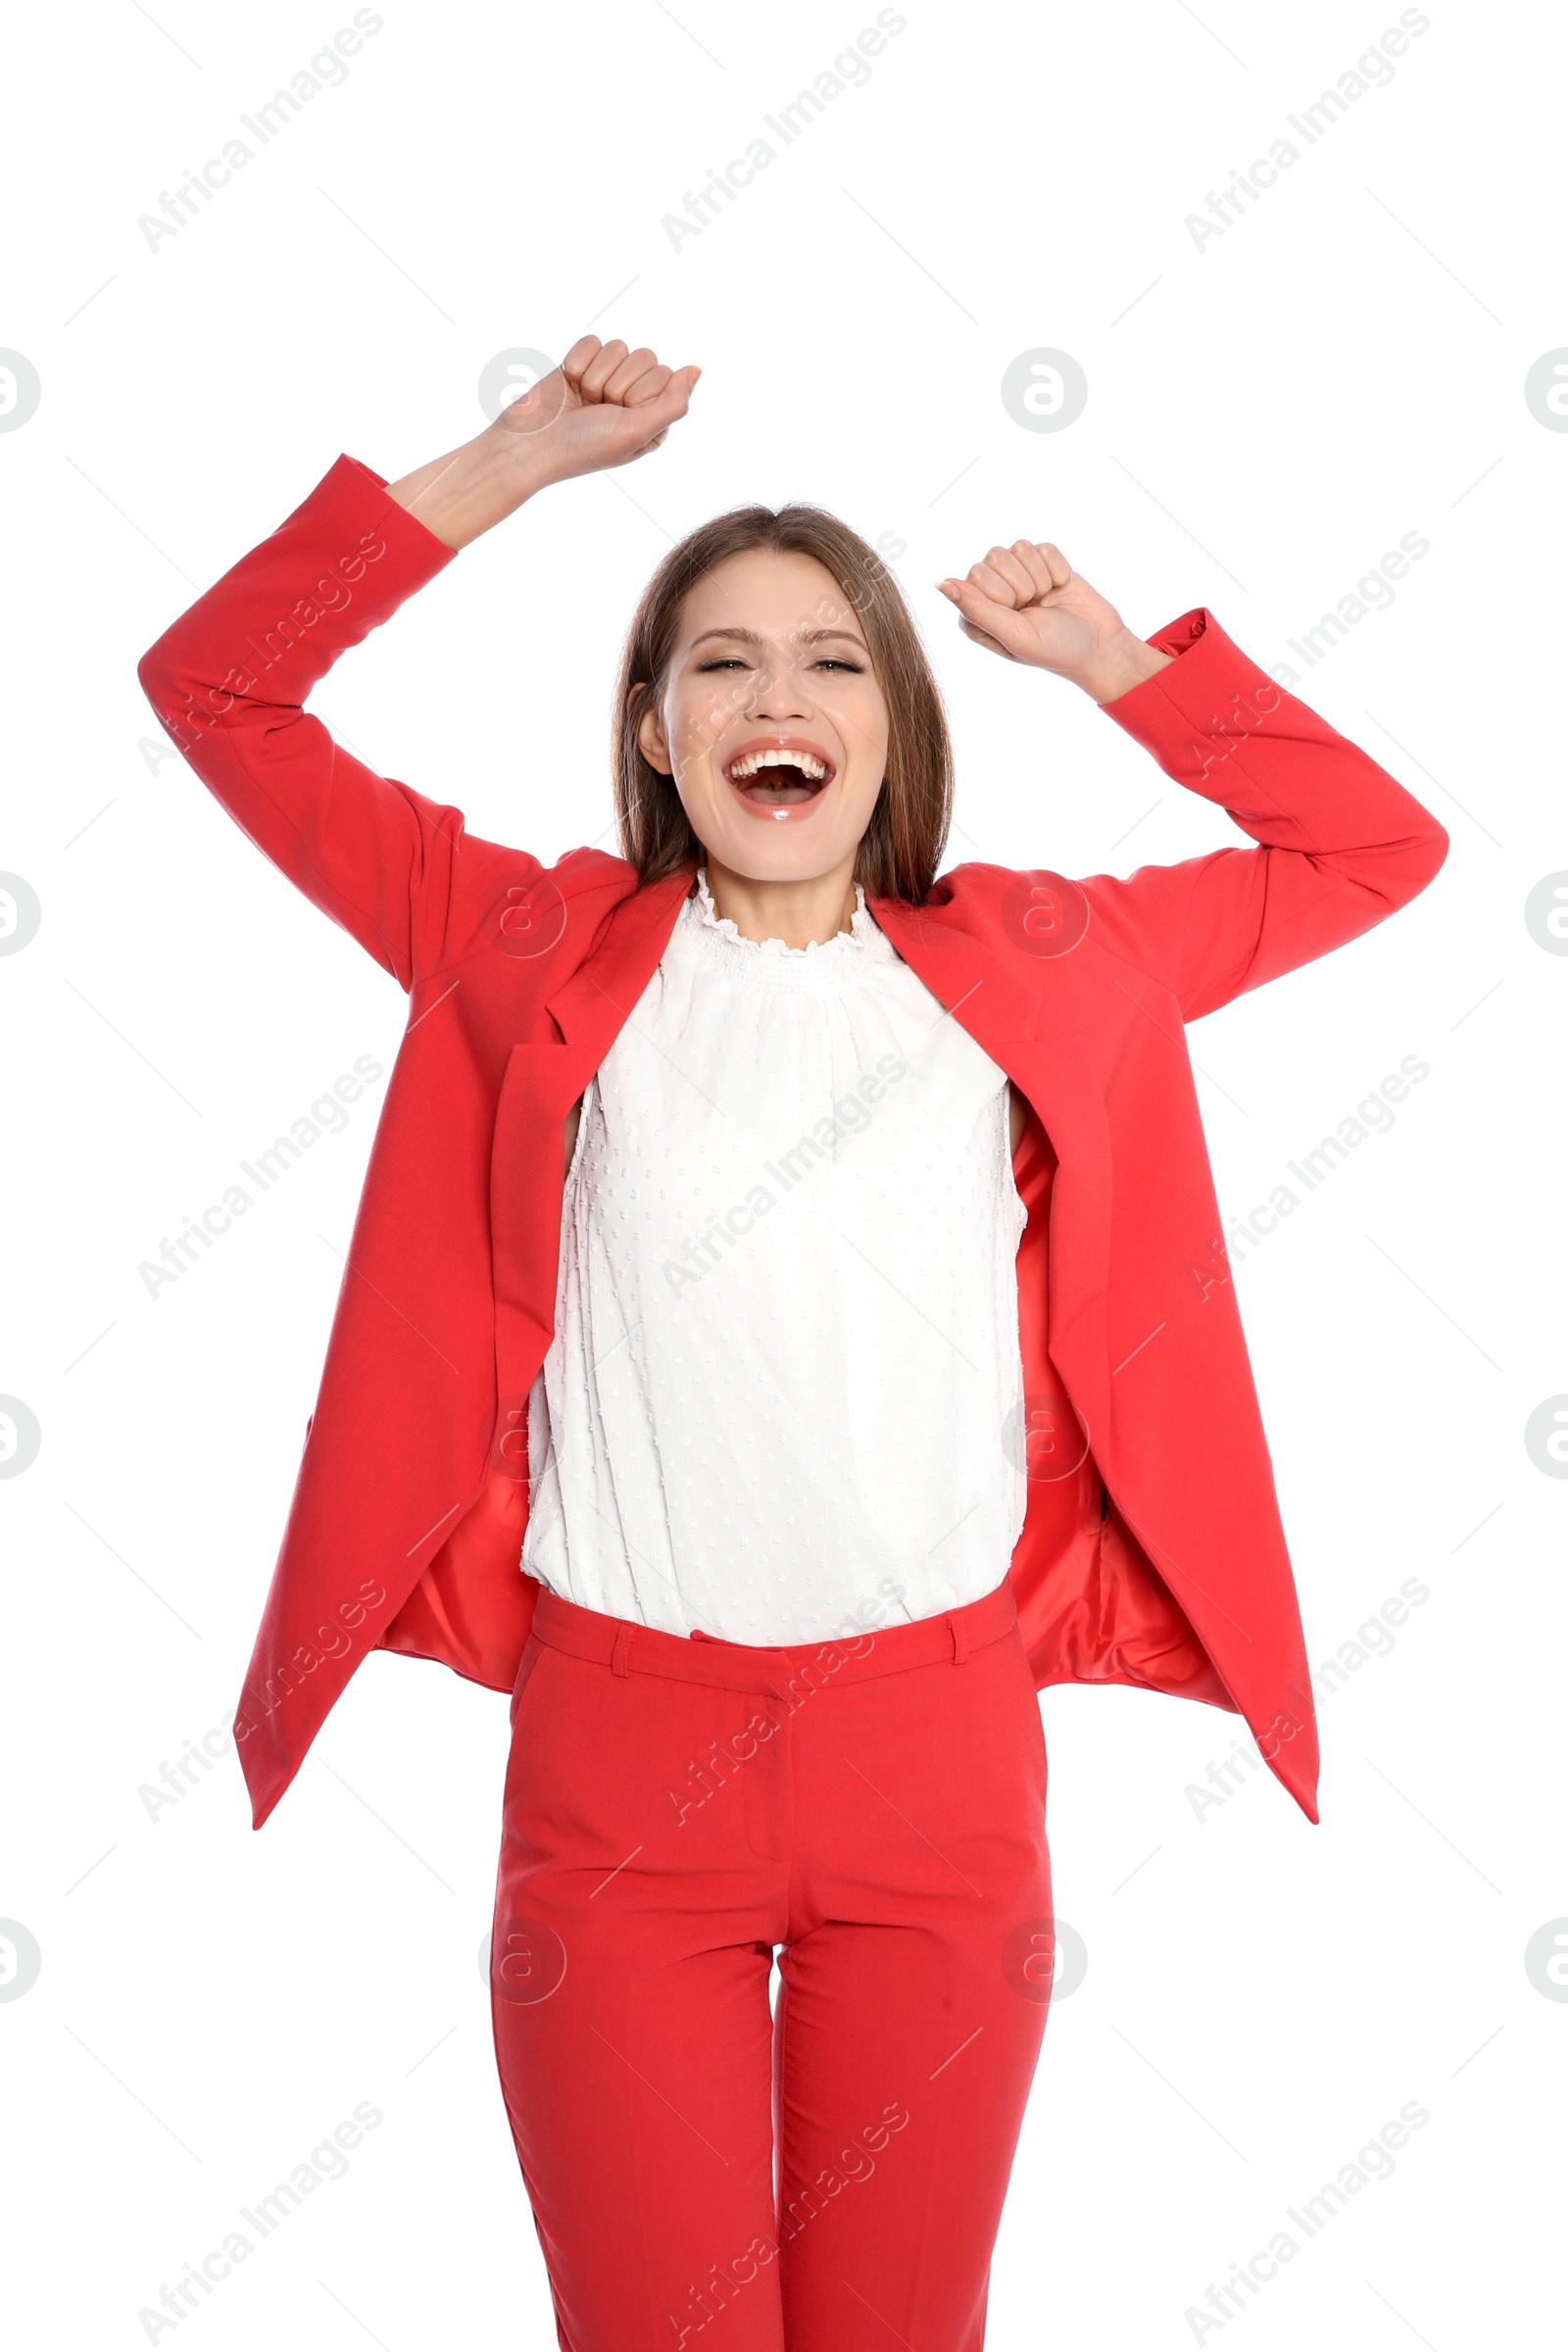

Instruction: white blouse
[521,870,1029,1644]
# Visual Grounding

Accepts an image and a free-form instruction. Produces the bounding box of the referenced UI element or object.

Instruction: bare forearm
[1076,627,1174,706]
[385,426,553,552]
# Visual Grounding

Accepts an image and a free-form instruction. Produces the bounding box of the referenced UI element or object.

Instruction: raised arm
[136,337,701,988]
[938,544,1447,1019]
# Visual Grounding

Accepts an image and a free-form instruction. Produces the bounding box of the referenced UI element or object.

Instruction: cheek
[678,672,757,751]
[665,724,725,827]
[833,696,890,786]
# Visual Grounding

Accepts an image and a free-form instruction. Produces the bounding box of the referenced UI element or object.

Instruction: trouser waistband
[527,1576,1018,1698]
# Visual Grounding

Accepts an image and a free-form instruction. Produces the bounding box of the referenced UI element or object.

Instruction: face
[634,548,891,882]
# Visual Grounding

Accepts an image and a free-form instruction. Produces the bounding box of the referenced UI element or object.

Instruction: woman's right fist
[385,335,701,548]
[494,335,702,483]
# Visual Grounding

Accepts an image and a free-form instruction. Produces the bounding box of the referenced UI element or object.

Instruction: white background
[3,0,1562,2344]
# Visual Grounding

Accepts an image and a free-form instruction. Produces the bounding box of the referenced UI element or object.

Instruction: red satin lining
[1006,1099,1231,1708]
[381,1463,536,1688]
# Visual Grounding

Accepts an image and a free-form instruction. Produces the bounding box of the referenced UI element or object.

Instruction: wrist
[1071,626,1174,706]
[386,425,557,552]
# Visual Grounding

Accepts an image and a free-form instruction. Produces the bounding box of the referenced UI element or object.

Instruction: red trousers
[489,1577,1053,2350]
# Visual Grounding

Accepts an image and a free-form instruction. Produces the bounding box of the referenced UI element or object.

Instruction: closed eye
[696,656,865,673]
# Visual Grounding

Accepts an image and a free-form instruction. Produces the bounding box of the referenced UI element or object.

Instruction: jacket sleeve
[1089,609,1448,1021]
[136,454,473,990]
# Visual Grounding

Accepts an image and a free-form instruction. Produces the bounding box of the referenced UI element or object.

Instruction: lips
[722,735,837,808]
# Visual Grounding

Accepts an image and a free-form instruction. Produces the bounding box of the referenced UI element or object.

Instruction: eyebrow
[687,624,867,651]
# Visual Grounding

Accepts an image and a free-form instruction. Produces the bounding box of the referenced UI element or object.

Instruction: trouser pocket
[509,1632,547,1731]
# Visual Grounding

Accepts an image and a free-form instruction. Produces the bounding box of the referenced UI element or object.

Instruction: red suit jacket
[137,456,1447,1831]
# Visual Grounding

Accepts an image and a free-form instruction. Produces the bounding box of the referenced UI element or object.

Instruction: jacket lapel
[490,869,692,1399]
[542,866,694,1051]
[869,895,1113,1472]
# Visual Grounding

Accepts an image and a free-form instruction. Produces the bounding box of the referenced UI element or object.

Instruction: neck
[703,855,860,949]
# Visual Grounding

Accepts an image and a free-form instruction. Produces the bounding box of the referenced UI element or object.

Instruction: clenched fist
[937,541,1171,705]
[387,331,702,551]
[496,335,703,484]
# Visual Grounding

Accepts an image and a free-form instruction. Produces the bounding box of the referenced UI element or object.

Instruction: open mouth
[722,739,837,810]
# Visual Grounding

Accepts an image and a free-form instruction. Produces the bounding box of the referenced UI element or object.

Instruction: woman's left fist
[936,541,1171,704]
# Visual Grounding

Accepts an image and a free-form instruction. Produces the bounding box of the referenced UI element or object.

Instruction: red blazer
[137,456,1447,1831]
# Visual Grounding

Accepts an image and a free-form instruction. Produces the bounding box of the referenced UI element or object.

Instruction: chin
[701,825,858,884]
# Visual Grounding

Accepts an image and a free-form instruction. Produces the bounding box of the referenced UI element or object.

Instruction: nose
[747,647,814,723]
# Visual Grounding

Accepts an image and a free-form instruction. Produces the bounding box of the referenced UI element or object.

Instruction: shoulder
[924,860,1028,915]
[428,836,642,978]
[508,844,644,952]
[903,858,1153,976]
[454,834,638,906]
[554,845,640,904]
[917,859,1094,940]
[925,855,1168,936]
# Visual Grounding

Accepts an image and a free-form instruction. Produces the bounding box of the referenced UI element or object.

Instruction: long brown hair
[612,506,954,904]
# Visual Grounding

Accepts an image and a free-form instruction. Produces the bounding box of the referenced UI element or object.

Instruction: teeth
[729,747,829,782]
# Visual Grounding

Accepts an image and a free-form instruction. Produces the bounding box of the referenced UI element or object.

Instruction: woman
[138,334,1446,2349]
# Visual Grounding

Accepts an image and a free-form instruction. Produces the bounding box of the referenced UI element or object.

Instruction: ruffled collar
[675,866,896,986]
[691,866,886,956]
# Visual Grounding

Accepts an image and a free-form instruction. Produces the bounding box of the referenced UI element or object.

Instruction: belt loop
[949,1612,968,1665]
[612,1623,634,1678]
